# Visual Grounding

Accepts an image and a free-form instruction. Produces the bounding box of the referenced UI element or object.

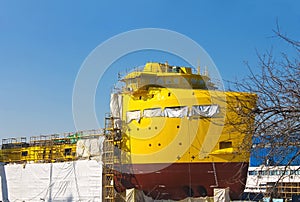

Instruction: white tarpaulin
[190,104,219,117]
[76,136,104,161]
[110,93,123,129]
[143,108,163,118]
[214,188,230,202]
[126,110,141,123]
[0,160,102,202]
[110,93,122,118]
[125,188,154,202]
[0,163,8,202]
[164,106,188,118]
[123,188,214,202]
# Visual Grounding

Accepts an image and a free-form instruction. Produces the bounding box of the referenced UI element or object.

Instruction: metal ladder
[102,114,122,202]
[209,162,219,188]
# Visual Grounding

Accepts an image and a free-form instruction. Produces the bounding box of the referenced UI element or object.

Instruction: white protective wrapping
[123,188,213,202]
[0,163,8,202]
[163,106,188,118]
[143,108,163,118]
[190,104,219,117]
[0,160,102,202]
[214,188,230,202]
[126,110,141,123]
[110,93,123,128]
[110,93,122,118]
[76,136,104,161]
[125,188,154,202]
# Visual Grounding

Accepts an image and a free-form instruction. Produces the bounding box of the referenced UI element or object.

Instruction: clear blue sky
[0,1,299,138]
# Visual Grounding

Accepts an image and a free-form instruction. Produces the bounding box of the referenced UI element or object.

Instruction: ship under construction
[0,62,257,201]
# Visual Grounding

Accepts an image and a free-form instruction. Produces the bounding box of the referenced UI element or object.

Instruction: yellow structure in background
[0,134,79,163]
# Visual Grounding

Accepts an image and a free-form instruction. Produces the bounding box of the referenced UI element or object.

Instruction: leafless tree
[229,27,300,199]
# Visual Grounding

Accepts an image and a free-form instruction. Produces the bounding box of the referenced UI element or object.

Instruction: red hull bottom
[114,162,249,200]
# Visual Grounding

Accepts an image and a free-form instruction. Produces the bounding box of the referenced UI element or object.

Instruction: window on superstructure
[165,78,172,84]
[277,170,284,175]
[219,141,232,149]
[64,148,72,156]
[191,78,197,85]
[157,78,163,85]
[150,78,155,85]
[21,151,28,156]
[249,170,257,175]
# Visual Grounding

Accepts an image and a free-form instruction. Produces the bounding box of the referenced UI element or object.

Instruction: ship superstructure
[110,62,257,200]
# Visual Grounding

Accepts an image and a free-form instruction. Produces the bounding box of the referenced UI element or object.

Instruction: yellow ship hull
[114,83,256,199]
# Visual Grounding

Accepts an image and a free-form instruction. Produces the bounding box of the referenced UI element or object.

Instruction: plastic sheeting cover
[110,93,123,128]
[125,188,153,202]
[0,160,102,202]
[143,108,163,118]
[123,188,214,202]
[126,110,141,123]
[110,93,122,118]
[164,106,188,118]
[213,188,230,202]
[76,136,104,161]
[190,104,219,117]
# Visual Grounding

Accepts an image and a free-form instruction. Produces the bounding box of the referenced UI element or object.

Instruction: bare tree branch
[228,27,300,199]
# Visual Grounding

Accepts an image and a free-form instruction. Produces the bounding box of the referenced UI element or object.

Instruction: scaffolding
[102,113,122,202]
[0,135,78,163]
[0,130,102,163]
[266,182,300,200]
